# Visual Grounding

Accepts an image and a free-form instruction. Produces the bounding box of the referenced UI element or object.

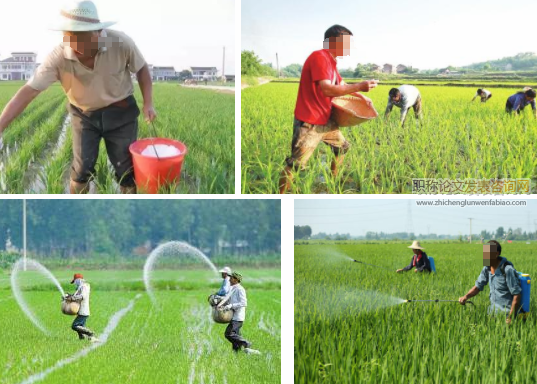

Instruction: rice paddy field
[0,81,234,194]
[242,83,537,194]
[0,268,280,384]
[295,241,537,383]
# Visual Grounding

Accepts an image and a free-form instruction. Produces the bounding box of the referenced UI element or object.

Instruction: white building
[190,67,218,81]
[0,52,38,81]
[152,66,176,81]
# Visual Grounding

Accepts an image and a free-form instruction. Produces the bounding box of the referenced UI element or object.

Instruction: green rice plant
[242,83,537,194]
[295,241,537,383]
[0,82,234,194]
[0,268,280,384]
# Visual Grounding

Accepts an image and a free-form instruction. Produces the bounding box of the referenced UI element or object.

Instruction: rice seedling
[242,83,537,194]
[0,268,280,384]
[0,82,234,194]
[295,241,537,383]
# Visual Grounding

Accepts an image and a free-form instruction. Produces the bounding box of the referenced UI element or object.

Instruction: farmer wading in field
[278,24,378,194]
[396,240,431,273]
[0,0,156,194]
[217,272,260,355]
[66,273,99,342]
[459,240,523,324]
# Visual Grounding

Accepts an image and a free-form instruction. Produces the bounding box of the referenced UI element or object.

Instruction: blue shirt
[475,257,522,314]
[507,93,536,112]
[217,276,231,296]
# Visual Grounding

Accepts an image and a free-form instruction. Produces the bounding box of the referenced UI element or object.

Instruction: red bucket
[129,138,187,194]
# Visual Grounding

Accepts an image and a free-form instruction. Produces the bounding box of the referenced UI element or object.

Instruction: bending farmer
[385,85,422,127]
[505,88,536,118]
[0,1,156,194]
[396,240,431,273]
[472,89,492,103]
[459,240,522,324]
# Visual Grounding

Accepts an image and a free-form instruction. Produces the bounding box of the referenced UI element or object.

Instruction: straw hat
[408,240,425,250]
[51,1,116,32]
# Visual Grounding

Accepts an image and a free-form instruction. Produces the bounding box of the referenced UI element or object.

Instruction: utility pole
[23,199,27,271]
[468,218,473,244]
[222,46,225,81]
[406,201,414,240]
[276,52,280,78]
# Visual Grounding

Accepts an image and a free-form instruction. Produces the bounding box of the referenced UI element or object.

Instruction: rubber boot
[74,325,94,337]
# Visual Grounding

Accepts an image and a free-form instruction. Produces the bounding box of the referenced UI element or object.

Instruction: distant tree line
[305,226,536,241]
[0,200,281,258]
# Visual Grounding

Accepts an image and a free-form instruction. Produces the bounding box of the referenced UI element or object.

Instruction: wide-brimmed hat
[219,266,232,275]
[50,1,116,32]
[408,240,425,250]
[70,273,83,283]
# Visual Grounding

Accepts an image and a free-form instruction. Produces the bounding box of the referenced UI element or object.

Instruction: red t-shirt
[294,49,342,125]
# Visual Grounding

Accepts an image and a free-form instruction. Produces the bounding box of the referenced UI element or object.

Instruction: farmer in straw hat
[459,240,523,324]
[278,24,378,194]
[0,0,156,194]
[396,240,431,273]
[65,273,99,342]
[217,272,260,354]
[216,266,232,296]
[209,266,232,306]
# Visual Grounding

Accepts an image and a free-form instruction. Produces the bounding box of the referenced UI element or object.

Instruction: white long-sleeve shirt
[224,284,247,321]
[72,282,91,316]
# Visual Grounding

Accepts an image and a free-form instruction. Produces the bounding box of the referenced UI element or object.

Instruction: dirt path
[181,84,235,94]
[241,77,271,90]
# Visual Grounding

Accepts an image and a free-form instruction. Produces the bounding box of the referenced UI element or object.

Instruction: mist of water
[298,283,406,317]
[143,241,219,305]
[11,258,65,335]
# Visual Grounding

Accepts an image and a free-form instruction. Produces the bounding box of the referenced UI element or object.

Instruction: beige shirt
[28,29,146,112]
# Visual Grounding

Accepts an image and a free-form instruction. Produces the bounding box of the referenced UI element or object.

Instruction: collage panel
[295,198,537,382]
[0,199,281,383]
[0,0,235,195]
[241,0,537,195]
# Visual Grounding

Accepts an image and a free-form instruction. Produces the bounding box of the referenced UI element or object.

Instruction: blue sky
[294,199,537,236]
[242,0,537,70]
[1,0,235,75]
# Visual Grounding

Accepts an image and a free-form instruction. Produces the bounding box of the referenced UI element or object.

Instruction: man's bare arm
[0,85,41,133]
[136,64,157,122]
[459,286,480,304]
[318,79,378,98]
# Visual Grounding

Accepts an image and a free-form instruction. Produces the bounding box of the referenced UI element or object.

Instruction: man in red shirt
[278,25,378,194]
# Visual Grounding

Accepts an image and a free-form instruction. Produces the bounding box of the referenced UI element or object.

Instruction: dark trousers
[225,320,250,351]
[71,315,93,339]
[69,95,140,187]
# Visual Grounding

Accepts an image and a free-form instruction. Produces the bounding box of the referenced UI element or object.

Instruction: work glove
[222,304,232,311]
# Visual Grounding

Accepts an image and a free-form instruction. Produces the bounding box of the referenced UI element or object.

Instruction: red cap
[71,273,83,283]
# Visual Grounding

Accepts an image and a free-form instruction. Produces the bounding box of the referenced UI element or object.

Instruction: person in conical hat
[396,240,431,273]
[0,1,156,194]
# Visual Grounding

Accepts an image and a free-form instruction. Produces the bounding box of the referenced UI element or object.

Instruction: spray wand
[352,259,393,271]
[404,299,475,307]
